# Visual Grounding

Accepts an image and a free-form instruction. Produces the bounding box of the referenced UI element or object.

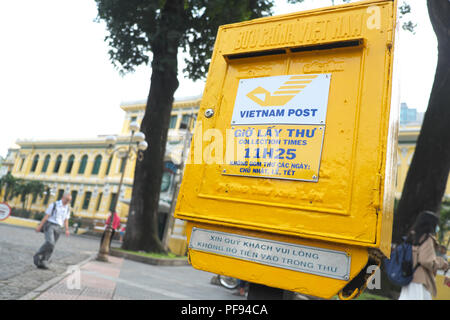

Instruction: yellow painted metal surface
[175,0,398,299]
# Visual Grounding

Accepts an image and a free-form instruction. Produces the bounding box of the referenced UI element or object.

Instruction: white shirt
[46,200,70,227]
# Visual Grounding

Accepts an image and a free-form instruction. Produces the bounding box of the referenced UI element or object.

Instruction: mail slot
[175,0,399,299]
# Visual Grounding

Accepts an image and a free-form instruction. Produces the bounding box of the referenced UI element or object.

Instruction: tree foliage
[0,174,46,210]
[11,179,46,210]
[0,172,17,202]
[95,0,274,79]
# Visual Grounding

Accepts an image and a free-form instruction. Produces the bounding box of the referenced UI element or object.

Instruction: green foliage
[33,211,45,221]
[2,175,47,210]
[68,216,83,227]
[0,172,18,202]
[11,208,32,219]
[115,247,184,259]
[94,0,274,79]
[180,0,274,80]
[438,202,450,244]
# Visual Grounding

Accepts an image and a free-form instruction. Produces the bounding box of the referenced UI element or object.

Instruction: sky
[0,0,438,157]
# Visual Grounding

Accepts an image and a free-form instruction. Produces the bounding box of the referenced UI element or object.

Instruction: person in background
[101,211,121,248]
[119,225,126,243]
[34,192,72,269]
[399,210,449,300]
[233,280,248,297]
[437,244,448,260]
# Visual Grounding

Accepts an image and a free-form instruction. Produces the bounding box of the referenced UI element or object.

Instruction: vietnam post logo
[231,73,331,126]
[246,75,318,107]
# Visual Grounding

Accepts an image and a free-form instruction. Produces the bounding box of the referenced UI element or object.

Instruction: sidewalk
[30,256,126,300]
[0,216,88,234]
[22,255,247,300]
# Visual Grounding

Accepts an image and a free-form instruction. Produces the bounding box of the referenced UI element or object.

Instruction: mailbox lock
[204,109,215,118]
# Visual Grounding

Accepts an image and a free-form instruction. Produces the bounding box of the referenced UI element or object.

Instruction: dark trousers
[35,223,62,263]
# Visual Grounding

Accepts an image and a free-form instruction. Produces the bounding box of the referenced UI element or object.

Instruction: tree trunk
[393,1,450,243]
[122,0,185,253]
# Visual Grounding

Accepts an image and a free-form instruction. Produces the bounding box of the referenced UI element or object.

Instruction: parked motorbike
[218,275,239,289]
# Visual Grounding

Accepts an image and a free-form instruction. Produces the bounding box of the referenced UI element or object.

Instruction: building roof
[15,135,131,150]
[120,95,202,112]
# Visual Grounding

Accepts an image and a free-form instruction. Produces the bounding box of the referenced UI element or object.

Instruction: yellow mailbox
[174,0,399,299]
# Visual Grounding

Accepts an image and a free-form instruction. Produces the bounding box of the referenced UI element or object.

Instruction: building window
[53,155,62,173]
[65,155,75,174]
[82,191,92,210]
[30,155,39,173]
[96,192,103,212]
[109,193,117,212]
[105,156,113,176]
[91,155,102,175]
[32,192,38,204]
[119,157,126,173]
[71,190,78,207]
[181,114,191,129]
[19,158,25,171]
[57,189,65,201]
[169,115,178,129]
[43,189,50,205]
[78,155,88,174]
[41,155,51,173]
[160,172,172,192]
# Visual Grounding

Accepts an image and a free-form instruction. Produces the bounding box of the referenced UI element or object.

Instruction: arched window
[65,155,75,174]
[78,155,88,174]
[95,192,103,211]
[169,115,178,129]
[82,191,92,210]
[19,157,25,171]
[41,155,51,173]
[71,190,78,207]
[105,156,113,176]
[30,155,39,172]
[91,155,102,175]
[53,155,62,173]
[160,172,172,192]
[119,157,126,173]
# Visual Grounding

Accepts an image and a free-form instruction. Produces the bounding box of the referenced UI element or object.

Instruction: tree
[0,172,18,202]
[95,0,275,253]
[8,179,45,210]
[392,1,450,243]
[28,180,46,210]
[12,179,32,210]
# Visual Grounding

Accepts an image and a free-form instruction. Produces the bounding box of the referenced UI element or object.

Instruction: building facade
[396,125,450,200]
[3,96,200,255]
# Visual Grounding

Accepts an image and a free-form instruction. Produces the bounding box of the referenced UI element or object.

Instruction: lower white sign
[0,203,11,221]
[189,228,351,280]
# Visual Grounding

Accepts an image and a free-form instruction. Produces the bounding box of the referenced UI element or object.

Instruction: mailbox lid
[175,0,397,248]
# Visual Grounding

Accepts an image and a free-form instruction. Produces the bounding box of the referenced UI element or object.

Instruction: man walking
[33,192,72,269]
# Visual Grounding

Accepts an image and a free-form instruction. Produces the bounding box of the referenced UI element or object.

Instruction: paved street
[0,223,98,299]
[0,223,245,300]
[32,255,245,300]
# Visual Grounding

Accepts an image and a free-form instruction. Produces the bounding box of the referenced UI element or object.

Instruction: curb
[110,249,189,266]
[19,254,96,300]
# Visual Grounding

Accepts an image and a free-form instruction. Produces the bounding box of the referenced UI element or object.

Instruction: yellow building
[4,96,200,254]
[396,125,450,200]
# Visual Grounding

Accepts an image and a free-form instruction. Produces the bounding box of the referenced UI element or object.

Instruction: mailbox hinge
[372,173,382,210]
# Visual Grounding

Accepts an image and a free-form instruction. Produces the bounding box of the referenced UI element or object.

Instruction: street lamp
[96,121,148,262]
